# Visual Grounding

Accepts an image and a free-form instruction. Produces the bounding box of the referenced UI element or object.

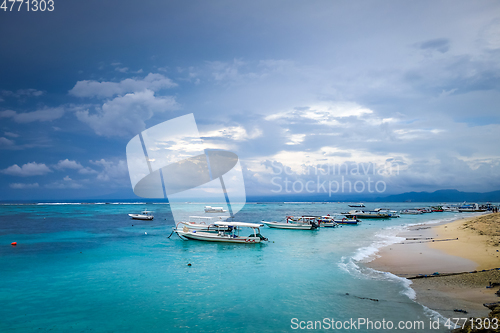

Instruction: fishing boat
[343,210,390,219]
[317,215,359,226]
[442,204,459,211]
[373,208,400,218]
[400,209,423,215]
[458,203,487,212]
[333,216,360,225]
[175,221,268,243]
[176,216,228,231]
[204,206,227,213]
[262,216,319,229]
[315,216,338,227]
[128,210,154,220]
[348,203,365,207]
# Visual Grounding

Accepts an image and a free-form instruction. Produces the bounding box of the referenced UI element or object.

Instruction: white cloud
[200,126,262,142]
[1,89,44,98]
[75,89,178,137]
[4,132,19,138]
[0,107,64,123]
[0,137,14,146]
[69,73,177,98]
[54,159,97,174]
[265,102,373,124]
[45,179,84,189]
[90,159,129,185]
[55,159,83,170]
[285,133,306,146]
[9,182,39,189]
[1,162,52,176]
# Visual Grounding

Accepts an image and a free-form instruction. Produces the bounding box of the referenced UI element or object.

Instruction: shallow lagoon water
[0,202,484,332]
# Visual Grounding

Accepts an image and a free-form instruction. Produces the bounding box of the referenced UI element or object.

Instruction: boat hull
[333,220,359,225]
[128,214,154,220]
[176,230,262,243]
[262,221,314,229]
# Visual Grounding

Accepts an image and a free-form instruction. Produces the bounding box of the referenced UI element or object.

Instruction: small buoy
[145,232,147,235]
[11,242,17,246]
[187,263,192,266]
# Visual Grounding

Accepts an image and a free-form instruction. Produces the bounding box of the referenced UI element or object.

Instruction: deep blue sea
[0,202,489,332]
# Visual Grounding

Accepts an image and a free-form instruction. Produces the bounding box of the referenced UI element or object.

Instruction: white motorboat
[458,203,487,212]
[176,216,228,231]
[373,208,400,218]
[262,216,319,229]
[343,210,390,219]
[348,203,365,207]
[400,209,423,215]
[128,210,154,220]
[331,216,360,225]
[315,215,339,227]
[175,221,268,243]
[204,206,227,213]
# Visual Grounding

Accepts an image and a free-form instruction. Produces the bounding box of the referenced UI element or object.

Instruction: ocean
[0,202,485,332]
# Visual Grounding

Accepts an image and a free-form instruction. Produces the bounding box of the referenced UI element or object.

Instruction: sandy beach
[368,212,500,318]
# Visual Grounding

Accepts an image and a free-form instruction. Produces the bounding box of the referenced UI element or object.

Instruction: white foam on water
[37,202,82,205]
[340,211,490,325]
[351,225,406,263]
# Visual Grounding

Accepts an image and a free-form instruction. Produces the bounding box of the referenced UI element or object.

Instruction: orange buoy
[11,242,17,246]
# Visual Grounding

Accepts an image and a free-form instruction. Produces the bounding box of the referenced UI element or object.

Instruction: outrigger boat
[348,203,365,208]
[458,203,487,212]
[400,209,423,215]
[204,206,227,213]
[262,216,319,229]
[343,210,390,219]
[128,210,154,220]
[315,216,339,227]
[373,208,400,218]
[175,216,228,231]
[332,216,360,225]
[174,221,268,243]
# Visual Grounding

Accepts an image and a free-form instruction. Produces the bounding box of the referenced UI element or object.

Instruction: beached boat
[458,203,487,212]
[204,206,227,213]
[175,221,268,243]
[128,210,154,220]
[442,205,459,211]
[348,203,365,207]
[343,210,390,219]
[262,216,319,229]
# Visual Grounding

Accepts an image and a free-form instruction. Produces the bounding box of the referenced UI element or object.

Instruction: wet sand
[367,212,500,318]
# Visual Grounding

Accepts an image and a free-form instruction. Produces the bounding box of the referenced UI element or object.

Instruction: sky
[1,0,500,201]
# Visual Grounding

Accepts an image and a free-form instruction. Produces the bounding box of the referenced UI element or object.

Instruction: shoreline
[366,212,500,319]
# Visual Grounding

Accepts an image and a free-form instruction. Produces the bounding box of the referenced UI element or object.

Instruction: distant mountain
[377,189,500,202]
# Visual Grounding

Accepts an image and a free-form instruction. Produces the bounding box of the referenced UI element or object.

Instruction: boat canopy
[189,216,217,219]
[214,221,264,228]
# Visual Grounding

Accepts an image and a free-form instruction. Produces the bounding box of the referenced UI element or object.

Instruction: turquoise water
[0,202,487,332]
